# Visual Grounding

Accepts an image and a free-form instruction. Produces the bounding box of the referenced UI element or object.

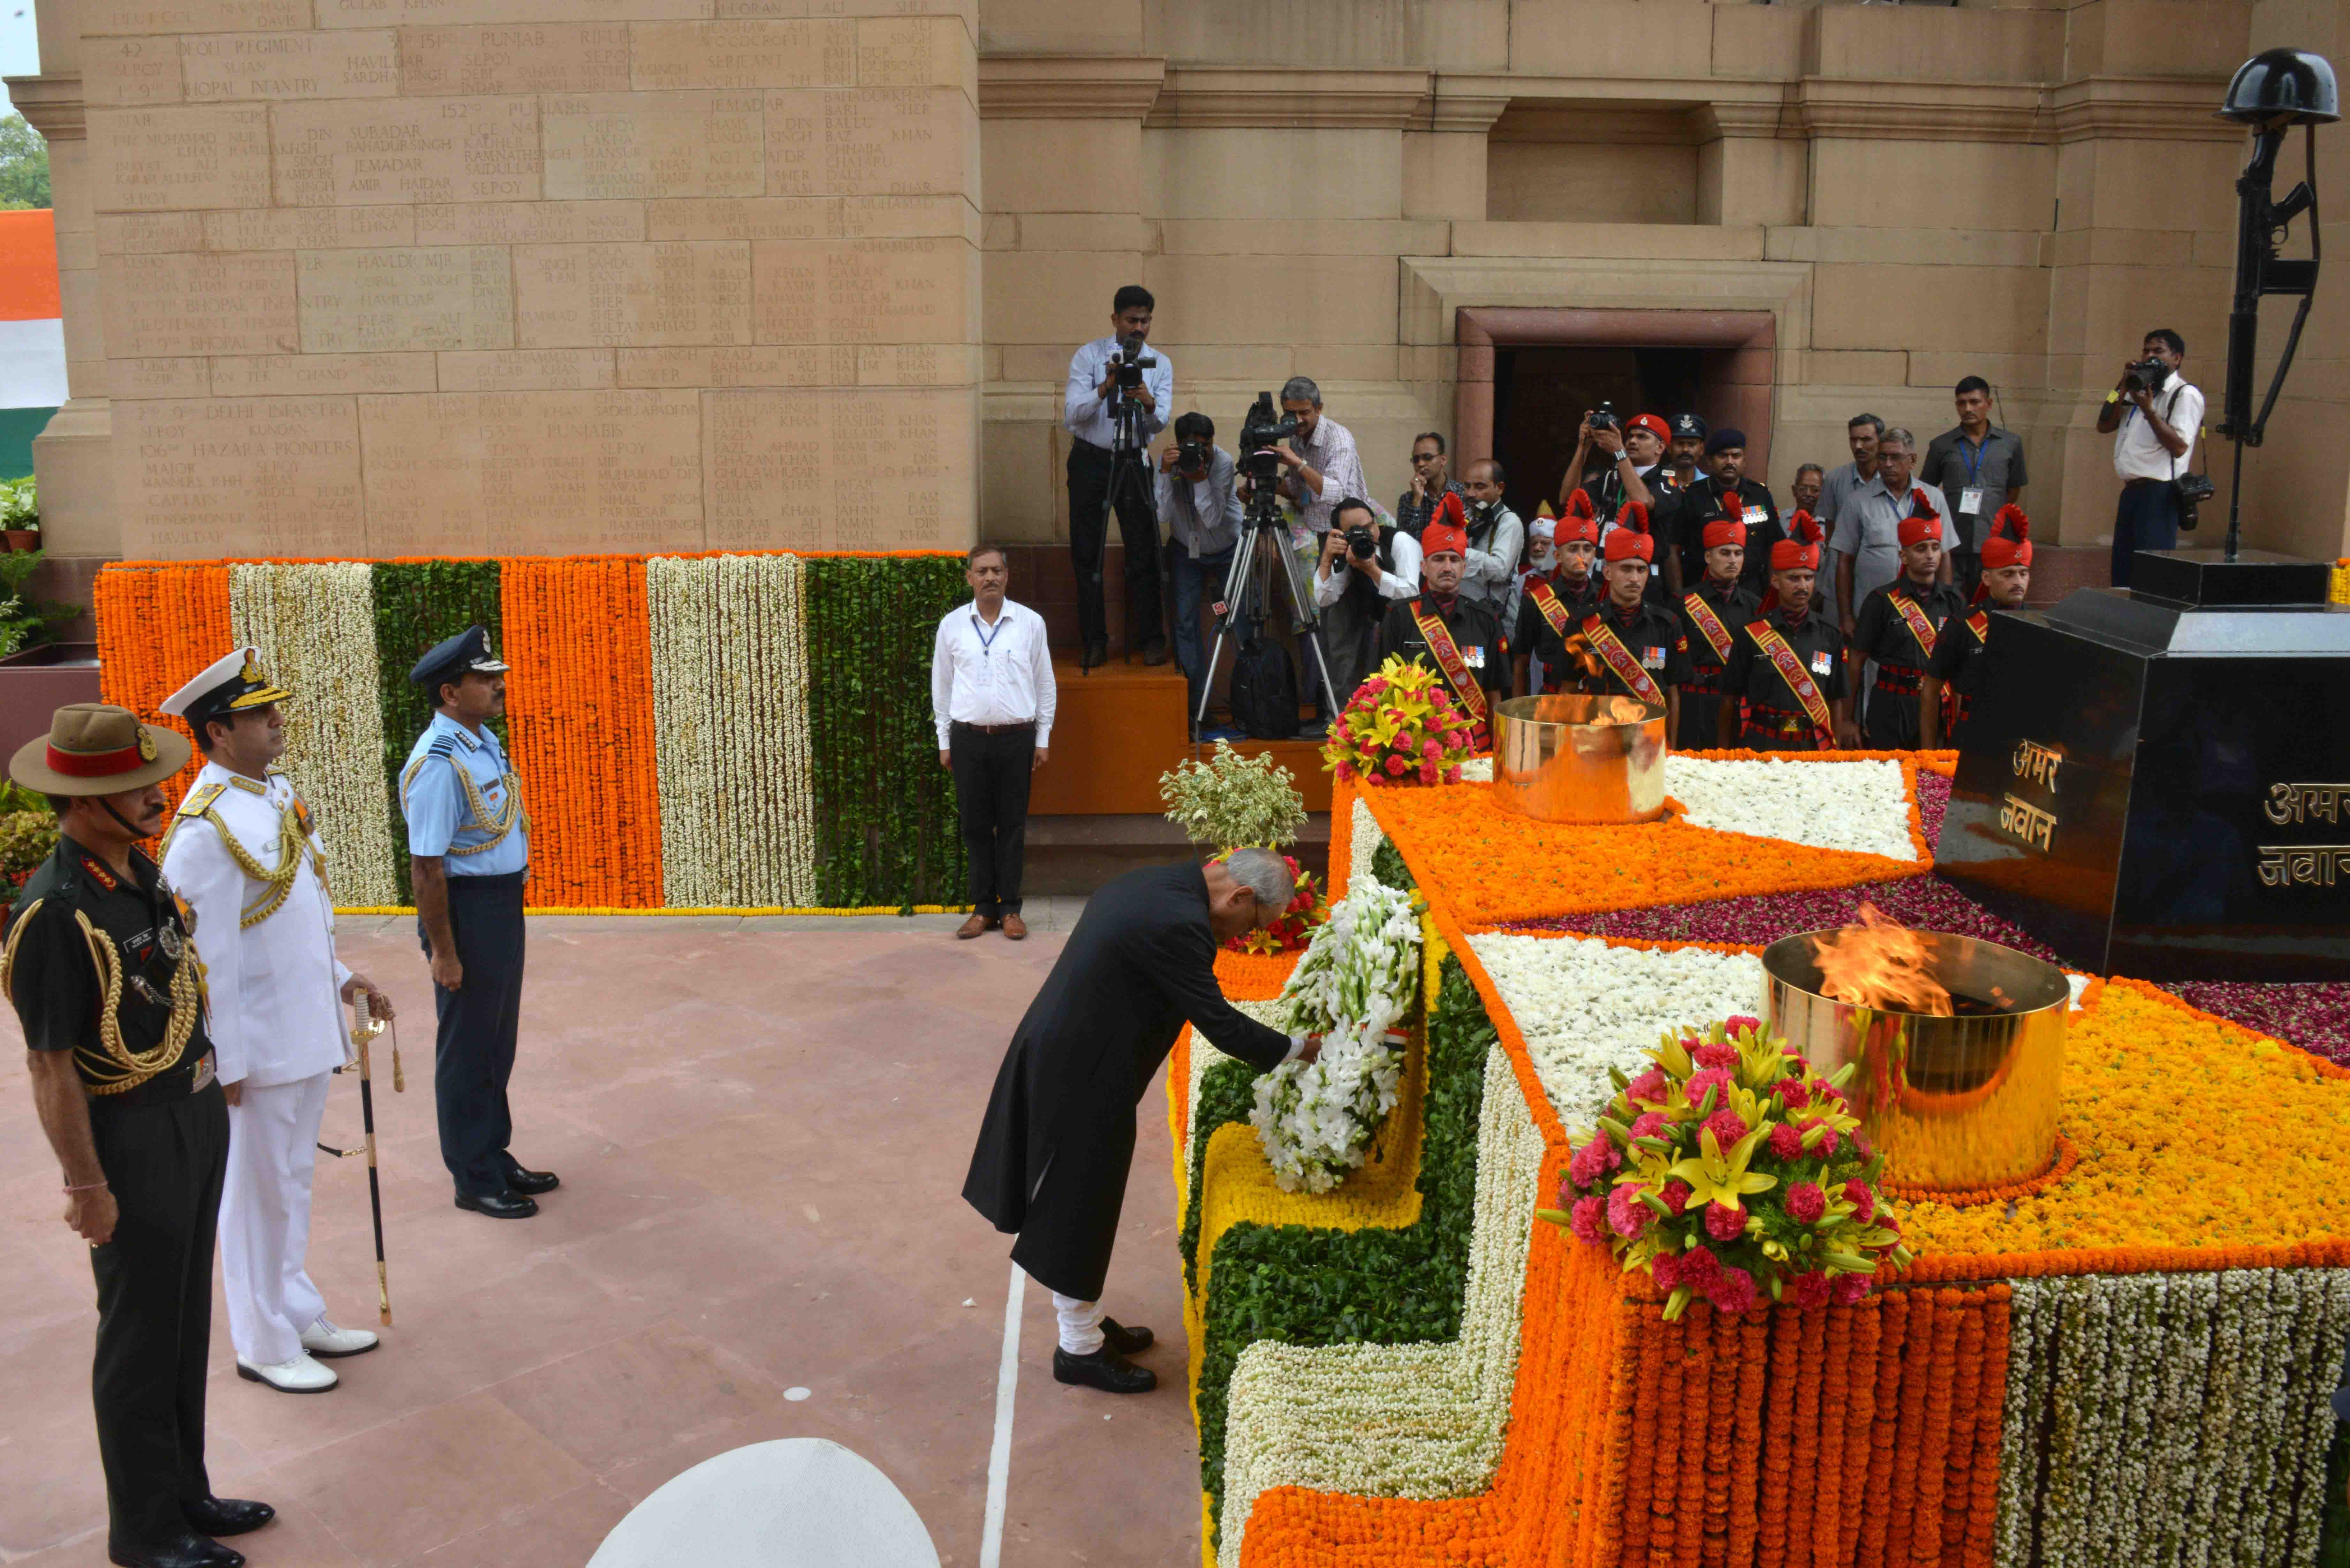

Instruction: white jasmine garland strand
[227,562,398,906]
[1346,796,1380,897]
[1465,932,1763,1125]
[1662,755,1920,862]
[1995,1280,2051,1568]
[1219,1044,1543,1568]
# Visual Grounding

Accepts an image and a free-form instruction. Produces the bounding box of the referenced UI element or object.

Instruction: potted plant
[0,547,73,660]
[0,780,57,899]
[1,475,37,551]
[1157,740,1329,954]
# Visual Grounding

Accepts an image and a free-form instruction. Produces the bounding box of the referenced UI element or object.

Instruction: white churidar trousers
[220,1072,333,1366]
[1050,1291,1105,1355]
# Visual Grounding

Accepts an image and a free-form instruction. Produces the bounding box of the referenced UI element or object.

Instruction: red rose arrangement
[1322,654,1476,788]
[1218,851,1330,955]
[1540,1015,1914,1319]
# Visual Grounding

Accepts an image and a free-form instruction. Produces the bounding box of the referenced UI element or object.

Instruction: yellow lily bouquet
[1322,654,1475,787]
[1539,1015,1916,1320]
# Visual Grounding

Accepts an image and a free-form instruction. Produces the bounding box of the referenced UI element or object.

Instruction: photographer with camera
[1457,459,1527,630]
[1557,404,1657,524]
[1396,431,1466,540]
[1235,376,1366,723]
[2093,329,2203,587]
[1313,495,1422,705]
[1064,285,1174,669]
[1156,411,1243,718]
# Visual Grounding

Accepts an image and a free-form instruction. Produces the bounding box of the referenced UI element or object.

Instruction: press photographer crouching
[2094,328,2205,587]
[1156,412,1242,717]
[1313,495,1422,706]
[1064,285,1173,669]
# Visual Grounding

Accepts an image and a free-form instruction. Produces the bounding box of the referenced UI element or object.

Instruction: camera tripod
[1082,366,1170,676]
[1192,480,1345,741]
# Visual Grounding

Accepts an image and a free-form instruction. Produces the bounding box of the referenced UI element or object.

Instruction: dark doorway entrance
[1489,345,1702,522]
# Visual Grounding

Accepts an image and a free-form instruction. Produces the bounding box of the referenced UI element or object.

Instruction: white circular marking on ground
[588,1437,938,1567]
[785,1386,812,1401]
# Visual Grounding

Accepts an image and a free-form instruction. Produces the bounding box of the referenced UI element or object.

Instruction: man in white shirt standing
[2094,328,2203,587]
[1312,495,1422,706]
[935,546,1057,942]
[159,648,392,1396]
[1063,285,1174,670]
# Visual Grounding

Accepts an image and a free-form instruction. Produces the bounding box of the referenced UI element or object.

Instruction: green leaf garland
[370,560,506,903]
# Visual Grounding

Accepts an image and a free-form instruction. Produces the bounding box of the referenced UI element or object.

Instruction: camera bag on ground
[1230,636,1300,739]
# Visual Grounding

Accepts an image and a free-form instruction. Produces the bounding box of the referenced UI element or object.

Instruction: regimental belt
[1891,592,1940,658]
[1580,614,1664,707]
[1874,667,1923,696]
[0,899,202,1096]
[1745,621,1835,743]
[1683,592,1734,663]
[1411,600,1489,731]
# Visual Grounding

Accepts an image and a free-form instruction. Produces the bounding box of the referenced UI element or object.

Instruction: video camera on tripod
[1108,333,1156,397]
[1236,392,1300,492]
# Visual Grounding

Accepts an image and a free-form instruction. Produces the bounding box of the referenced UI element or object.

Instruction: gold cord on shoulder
[0,895,40,1006]
[70,909,199,1095]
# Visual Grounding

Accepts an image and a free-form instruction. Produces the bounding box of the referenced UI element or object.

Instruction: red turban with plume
[1603,501,1653,562]
[1770,510,1824,573]
[1896,487,1943,550]
[1555,487,1600,546]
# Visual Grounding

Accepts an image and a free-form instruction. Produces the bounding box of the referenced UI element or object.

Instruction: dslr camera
[1175,438,1211,474]
[1346,522,1380,562]
[2121,357,2172,395]
[1238,392,1301,487]
[1111,333,1157,390]
[1587,401,1621,435]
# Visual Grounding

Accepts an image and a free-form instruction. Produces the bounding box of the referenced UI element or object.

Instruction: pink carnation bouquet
[1539,1015,1914,1319]
[1322,653,1477,788]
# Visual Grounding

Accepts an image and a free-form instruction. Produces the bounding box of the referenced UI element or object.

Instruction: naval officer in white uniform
[160,649,393,1395]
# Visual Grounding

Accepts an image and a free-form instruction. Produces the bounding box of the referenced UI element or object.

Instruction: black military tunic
[1720,608,1849,751]
[1377,594,1508,739]
[1674,577,1762,750]
[1511,570,1605,694]
[1664,480,1783,598]
[1852,576,1971,749]
[1927,606,1995,746]
[1564,598,1693,705]
[3,839,228,1550]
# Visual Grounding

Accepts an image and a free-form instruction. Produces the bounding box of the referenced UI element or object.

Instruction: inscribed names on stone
[415,200,644,245]
[761,87,969,197]
[750,236,967,343]
[84,0,305,35]
[181,31,400,101]
[358,389,704,553]
[273,97,541,206]
[298,246,516,352]
[702,386,971,548]
[96,213,208,256]
[86,39,186,107]
[852,17,967,89]
[210,352,438,396]
[117,396,366,558]
[94,106,273,212]
[110,358,212,399]
[618,344,828,386]
[102,251,298,356]
[435,348,618,390]
[398,24,631,96]
[207,205,416,251]
[629,20,854,90]
[316,0,703,27]
[542,91,764,200]
[512,241,751,346]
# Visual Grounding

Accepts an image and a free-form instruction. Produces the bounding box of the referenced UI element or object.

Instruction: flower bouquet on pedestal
[1251,875,1421,1193]
[1541,1015,1915,1319]
[1323,654,1474,787]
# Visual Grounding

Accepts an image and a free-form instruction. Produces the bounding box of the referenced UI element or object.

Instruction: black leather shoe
[1141,642,1169,667]
[109,1533,245,1568]
[1052,1346,1156,1393]
[182,1498,273,1537]
[1080,640,1107,671]
[1100,1317,1154,1356]
[504,1166,560,1196]
[454,1190,538,1219]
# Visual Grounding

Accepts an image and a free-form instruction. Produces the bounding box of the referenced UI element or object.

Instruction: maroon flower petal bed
[1914,767,1952,854]
[2165,981,2350,1069]
[1511,871,2065,963]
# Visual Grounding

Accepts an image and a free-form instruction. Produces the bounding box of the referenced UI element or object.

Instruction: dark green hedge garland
[1193,954,1493,1546]
[371,561,505,904]
[803,556,969,910]
[1371,835,1415,891]
[1181,1058,1259,1295]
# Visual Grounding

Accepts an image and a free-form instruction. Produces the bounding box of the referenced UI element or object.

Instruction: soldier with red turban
[1716,512,1852,750]
[1511,488,1604,697]
[1849,504,1970,749]
[1549,504,1691,737]
[1377,508,1508,748]
[1673,512,1762,749]
[1922,504,2032,749]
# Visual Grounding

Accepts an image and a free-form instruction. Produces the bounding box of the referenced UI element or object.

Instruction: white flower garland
[1465,932,1763,1125]
[1219,1044,1544,1567]
[1664,755,1919,862]
[227,562,399,906]
[645,554,817,908]
[1346,795,1380,897]
[1251,878,1421,1194]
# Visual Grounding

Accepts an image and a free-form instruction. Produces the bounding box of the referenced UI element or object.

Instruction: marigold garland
[92,562,231,827]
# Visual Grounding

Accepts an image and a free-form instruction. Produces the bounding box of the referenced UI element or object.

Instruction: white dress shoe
[300,1316,379,1358]
[237,1352,338,1393]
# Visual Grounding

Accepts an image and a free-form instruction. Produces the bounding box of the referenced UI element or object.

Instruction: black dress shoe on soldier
[454,1190,538,1219]
[109,1533,245,1568]
[1081,640,1107,671]
[504,1166,560,1196]
[182,1497,274,1537]
[1053,1346,1156,1393]
[1142,641,1169,667]
[1100,1317,1154,1355]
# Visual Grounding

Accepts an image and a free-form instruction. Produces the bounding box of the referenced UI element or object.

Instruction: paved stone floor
[0,906,1209,1567]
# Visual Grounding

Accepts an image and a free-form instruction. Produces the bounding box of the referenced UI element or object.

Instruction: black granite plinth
[2130,547,2335,607]
[1934,584,2350,981]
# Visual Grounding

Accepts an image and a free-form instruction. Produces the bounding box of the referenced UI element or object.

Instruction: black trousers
[88,1082,229,1548]
[1863,683,1924,750]
[422,873,527,1198]
[1067,439,1163,653]
[952,723,1034,916]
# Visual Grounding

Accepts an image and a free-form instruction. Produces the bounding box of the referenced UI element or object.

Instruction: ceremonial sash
[1941,611,1991,737]
[1411,599,1489,731]
[1890,592,1940,658]
[1967,609,1990,644]
[1746,620,1835,739]
[1528,578,1576,639]
[1683,592,1734,663]
[1580,614,1665,707]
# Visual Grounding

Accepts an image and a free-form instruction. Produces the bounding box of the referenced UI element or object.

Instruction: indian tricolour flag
[0,208,62,479]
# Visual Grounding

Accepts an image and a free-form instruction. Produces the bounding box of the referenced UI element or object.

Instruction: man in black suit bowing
[962,848,1318,1393]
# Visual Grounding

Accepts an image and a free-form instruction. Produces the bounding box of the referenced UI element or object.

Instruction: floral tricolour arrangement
[1323,654,1474,787]
[1251,875,1422,1193]
[1542,1015,1914,1318]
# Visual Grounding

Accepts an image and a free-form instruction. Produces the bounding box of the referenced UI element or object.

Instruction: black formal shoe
[1100,1317,1154,1356]
[1081,640,1107,671]
[1053,1346,1156,1393]
[109,1533,245,1568]
[182,1498,274,1538]
[454,1190,538,1219]
[504,1166,560,1196]
[1141,641,1169,667]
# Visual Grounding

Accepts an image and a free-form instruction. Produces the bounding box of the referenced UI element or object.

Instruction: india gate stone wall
[16,0,2350,570]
